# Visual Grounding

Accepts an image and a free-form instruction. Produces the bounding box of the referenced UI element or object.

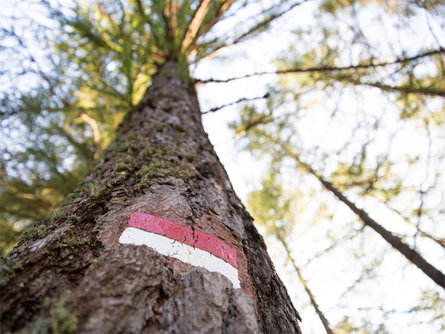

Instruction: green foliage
[334,316,378,334]
[0,0,154,253]
[248,169,292,236]
[419,289,445,331]
[0,216,22,257]
[319,0,443,16]
[0,247,24,286]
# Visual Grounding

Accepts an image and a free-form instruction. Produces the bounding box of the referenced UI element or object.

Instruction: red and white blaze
[119,212,240,288]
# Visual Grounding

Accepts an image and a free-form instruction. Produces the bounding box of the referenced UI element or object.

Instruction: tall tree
[248,171,335,334]
[0,1,303,332]
[225,0,445,331]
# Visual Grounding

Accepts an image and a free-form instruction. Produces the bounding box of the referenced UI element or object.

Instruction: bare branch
[201,93,269,114]
[387,205,445,249]
[276,231,334,334]
[196,48,445,84]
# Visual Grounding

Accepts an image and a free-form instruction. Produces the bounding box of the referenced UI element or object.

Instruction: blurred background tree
[228,0,444,332]
[1,0,444,333]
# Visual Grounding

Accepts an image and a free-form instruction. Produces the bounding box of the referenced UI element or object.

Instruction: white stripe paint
[119,227,241,288]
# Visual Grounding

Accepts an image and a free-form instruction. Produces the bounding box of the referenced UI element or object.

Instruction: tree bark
[0,61,301,333]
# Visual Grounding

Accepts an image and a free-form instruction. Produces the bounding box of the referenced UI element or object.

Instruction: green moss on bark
[19,291,78,334]
[135,148,196,191]
[0,249,23,287]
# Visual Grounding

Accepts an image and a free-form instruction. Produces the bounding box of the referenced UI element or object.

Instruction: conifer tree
[0,1,304,332]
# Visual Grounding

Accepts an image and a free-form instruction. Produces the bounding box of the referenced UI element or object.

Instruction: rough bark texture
[0,61,301,333]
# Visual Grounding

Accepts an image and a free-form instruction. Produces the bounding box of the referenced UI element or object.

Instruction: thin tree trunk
[293,155,445,290]
[275,231,334,334]
[0,61,301,333]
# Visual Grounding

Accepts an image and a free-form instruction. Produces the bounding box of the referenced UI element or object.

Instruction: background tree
[225,0,445,332]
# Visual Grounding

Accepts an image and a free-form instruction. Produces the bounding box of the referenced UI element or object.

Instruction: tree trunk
[293,154,445,290]
[0,61,301,333]
[275,232,334,334]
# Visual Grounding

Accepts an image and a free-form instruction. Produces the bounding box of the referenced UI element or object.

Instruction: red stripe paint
[127,212,238,268]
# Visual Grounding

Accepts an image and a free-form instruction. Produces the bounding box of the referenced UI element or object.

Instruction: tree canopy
[1,0,444,333]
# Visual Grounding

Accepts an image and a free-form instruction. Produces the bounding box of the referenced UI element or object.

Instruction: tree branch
[198,0,309,60]
[195,0,236,40]
[359,81,445,97]
[289,152,445,290]
[275,231,335,334]
[80,113,101,160]
[196,48,445,84]
[181,0,211,52]
[134,0,163,51]
[201,93,269,114]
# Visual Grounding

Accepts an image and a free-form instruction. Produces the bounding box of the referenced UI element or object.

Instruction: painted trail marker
[119,212,240,288]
